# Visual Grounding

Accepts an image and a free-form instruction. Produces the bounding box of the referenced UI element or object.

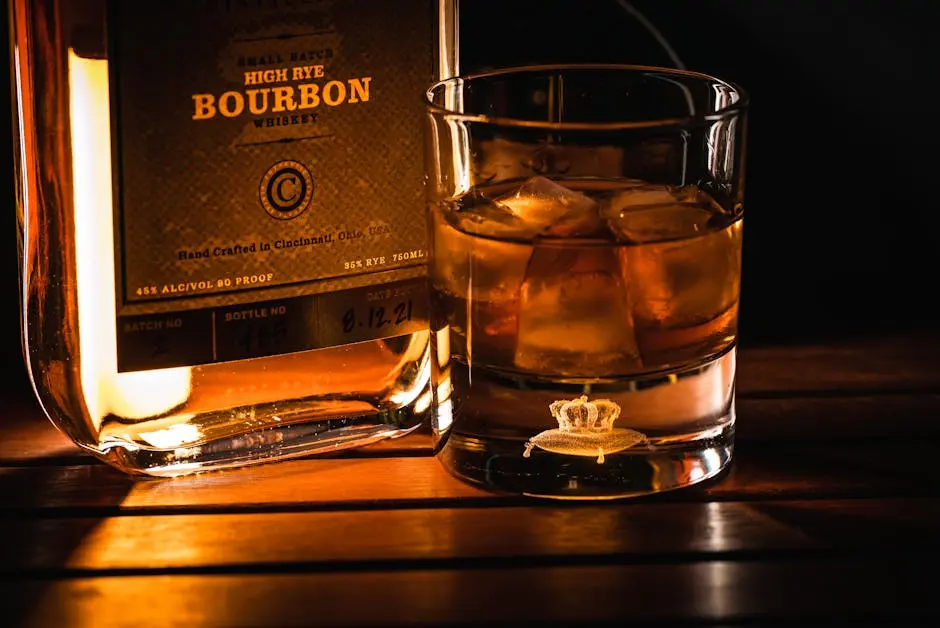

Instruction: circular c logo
[260,160,314,220]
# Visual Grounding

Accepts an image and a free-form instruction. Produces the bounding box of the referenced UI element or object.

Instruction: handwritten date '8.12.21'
[342,300,414,334]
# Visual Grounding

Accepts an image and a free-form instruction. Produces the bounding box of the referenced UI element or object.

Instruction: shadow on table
[0,461,136,625]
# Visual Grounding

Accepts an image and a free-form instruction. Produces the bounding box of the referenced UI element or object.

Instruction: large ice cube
[611,186,743,364]
[624,231,741,324]
[430,200,533,367]
[515,246,642,376]
[430,200,532,304]
[451,191,537,240]
[496,176,602,237]
[609,204,715,244]
[604,183,701,212]
[603,184,712,243]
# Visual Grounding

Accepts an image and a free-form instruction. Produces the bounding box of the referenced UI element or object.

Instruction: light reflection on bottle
[432,327,454,432]
[68,50,193,427]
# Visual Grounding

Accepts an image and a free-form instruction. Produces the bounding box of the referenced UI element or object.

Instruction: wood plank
[0,398,83,464]
[0,455,486,511]
[1,557,930,626]
[735,394,940,442]
[737,330,940,394]
[0,498,937,573]
[1,441,937,512]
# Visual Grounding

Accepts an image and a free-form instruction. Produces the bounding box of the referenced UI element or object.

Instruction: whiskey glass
[424,64,748,499]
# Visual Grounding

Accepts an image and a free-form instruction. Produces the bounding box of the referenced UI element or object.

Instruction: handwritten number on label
[373,307,391,328]
[150,333,170,359]
[342,300,414,334]
[237,320,288,355]
[342,308,356,333]
[394,301,413,325]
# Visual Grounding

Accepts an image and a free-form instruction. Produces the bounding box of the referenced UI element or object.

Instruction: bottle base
[91,407,426,478]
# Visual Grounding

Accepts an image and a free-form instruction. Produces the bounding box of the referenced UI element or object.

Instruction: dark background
[2,0,937,393]
[458,0,939,347]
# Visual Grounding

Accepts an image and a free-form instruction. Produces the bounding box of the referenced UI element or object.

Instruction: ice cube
[619,216,743,365]
[451,192,537,240]
[604,183,701,213]
[496,176,602,237]
[431,200,532,304]
[609,204,716,243]
[515,246,642,376]
[430,202,534,367]
[603,184,713,243]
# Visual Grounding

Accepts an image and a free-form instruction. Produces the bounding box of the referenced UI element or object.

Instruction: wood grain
[735,394,940,442]
[1,557,930,626]
[0,398,82,463]
[1,440,937,512]
[1,498,937,574]
[736,330,940,394]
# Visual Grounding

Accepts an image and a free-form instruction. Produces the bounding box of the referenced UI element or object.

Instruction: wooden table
[1,330,938,626]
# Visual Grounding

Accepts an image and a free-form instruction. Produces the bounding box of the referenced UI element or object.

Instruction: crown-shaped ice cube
[549,395,621,433]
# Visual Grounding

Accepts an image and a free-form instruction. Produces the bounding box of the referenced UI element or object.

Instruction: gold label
[109,0,433,372]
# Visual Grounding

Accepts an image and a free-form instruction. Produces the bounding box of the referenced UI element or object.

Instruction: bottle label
[109,0,432,372]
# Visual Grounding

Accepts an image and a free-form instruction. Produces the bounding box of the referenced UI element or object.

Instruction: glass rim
[424,63,749,131]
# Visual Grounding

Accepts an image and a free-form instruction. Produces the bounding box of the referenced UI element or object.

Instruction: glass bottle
[9,0,458,476]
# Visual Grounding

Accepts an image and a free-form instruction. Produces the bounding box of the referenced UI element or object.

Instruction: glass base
[434,348,736,500]
[439,423,733,500]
